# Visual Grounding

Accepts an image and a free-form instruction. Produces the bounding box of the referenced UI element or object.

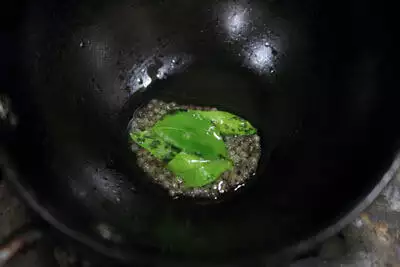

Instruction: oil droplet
[217,180,226,193]
[234,184,245,191]
[96,223,113,240]
[171,57,182,66]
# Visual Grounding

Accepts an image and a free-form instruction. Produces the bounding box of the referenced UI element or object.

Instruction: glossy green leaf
[167,152,233,187]
[196,111,256,136]
[152,111,228,159]
[130,130,178,161]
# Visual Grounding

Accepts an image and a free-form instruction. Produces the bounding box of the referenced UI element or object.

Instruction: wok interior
[4,0,399,262]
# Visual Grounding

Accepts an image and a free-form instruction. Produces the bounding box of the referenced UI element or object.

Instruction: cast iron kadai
[0,0,398,266]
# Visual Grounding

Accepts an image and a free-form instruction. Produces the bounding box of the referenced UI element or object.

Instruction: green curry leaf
[130,130,178,161]
[196,111,256,136]
[130,108,256,188]
[152,111,228,159]
[167,152,233,187]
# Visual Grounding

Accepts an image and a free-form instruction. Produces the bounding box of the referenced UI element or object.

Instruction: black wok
[0,0,398,265]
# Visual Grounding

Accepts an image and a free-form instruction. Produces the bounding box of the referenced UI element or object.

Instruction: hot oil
[127,99,261,202]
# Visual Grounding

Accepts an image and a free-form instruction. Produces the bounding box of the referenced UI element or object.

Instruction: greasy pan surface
[1,0,398,265]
